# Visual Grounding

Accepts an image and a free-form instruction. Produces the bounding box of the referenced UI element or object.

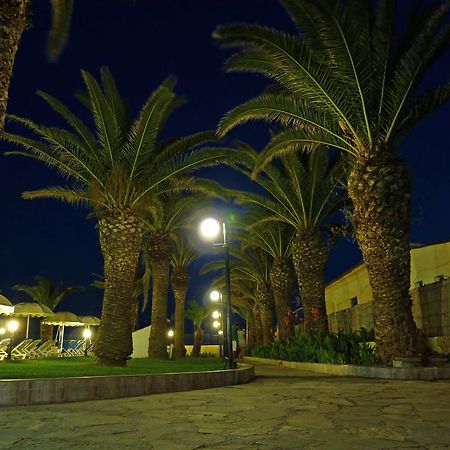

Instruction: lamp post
[82,328,92,357]
[210,290,227,360]
[167,329,174,359]
[200,218,235,368]
[6,319,19,360]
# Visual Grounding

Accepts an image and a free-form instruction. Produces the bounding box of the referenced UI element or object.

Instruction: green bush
[250,328,378,366]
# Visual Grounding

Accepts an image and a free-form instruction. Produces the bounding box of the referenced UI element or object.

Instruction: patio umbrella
[0,295,14,316]
[78,316,101,326]
[42,311,84,351]
[12,302,53,338]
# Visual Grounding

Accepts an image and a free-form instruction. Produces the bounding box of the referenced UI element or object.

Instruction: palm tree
[3,67,228,365]
[0,0,75,134]
[237,213,295,339]
[184,299,210,357]
[202,246,274,345]
[13,275,83,340]
[214,1,450,362]
[170,235,199,358]
[228,144,344,332]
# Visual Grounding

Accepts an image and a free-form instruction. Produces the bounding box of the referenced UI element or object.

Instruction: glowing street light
[0,327,5,335]
[199,218,221,240]
[82,328,92,357]
[218,330,223,335]
[210,290,221,302]
[212,320,221,329]
[7,319,19,333]
[167,329,174,338]
[200,216,235,369]
[212,310,220,319]
[6,319,19,360]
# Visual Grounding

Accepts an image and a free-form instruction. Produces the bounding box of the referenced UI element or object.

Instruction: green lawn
[0,356,225,379]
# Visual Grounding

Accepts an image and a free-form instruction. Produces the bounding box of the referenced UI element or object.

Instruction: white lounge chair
[0,338,11,361]
[34,340,59,358]
[10,339,33,359]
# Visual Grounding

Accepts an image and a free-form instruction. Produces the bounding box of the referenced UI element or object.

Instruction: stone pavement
[1,362,449,450]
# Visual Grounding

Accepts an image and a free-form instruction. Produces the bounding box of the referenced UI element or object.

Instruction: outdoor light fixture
[200,216,235,368]
[212,310,220,319]
[167,329,174,338]
[210,290,221,302]
[0,327,5,335]
[199,218,221,240]
[218,330,223,335]
[82,328,92,340]
[212,320,220,329]
[7,319,19,333]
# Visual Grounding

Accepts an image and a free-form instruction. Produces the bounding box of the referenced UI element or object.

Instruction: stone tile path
[1,362,449,449]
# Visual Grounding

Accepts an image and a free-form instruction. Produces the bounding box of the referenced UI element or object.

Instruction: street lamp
[200,217,235,368]
[6,319,19,360]
[82,328,92,356]
[212,310,220,319]
[167,329,174,359]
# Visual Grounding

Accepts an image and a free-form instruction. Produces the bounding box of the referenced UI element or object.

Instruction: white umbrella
[12,302,53,338]
[42,311,84,351]
[78,316,101,326]
[0,295,14,316]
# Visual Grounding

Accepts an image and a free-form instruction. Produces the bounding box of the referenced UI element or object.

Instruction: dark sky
[1,0,449,331]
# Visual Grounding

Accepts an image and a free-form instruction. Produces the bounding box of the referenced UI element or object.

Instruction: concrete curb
[246,357,450,381]
[0,364,255,407]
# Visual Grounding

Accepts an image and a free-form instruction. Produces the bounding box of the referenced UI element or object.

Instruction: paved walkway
[1,362,450,449]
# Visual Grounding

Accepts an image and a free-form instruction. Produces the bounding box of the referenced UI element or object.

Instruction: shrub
[250,328,378,366]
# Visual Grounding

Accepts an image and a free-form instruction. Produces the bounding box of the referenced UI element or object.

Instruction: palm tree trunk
[0,0,30,134]
[191,327,203,357]
[253,303,263,347]
[40,323,53,341]
[257,282,274,345]
[246,308,256,349]
[172,266,188,358]
[94,211,143,366]
[147,255,170,359]
[292,228,329,331]
[348,153,419,364]
[270,256,294,339]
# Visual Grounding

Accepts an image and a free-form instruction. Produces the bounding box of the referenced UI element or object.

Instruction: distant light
[200,218,221,240]
[212,310,220,319]
[168,329,174,338]
[7,319,19,333]
[218,330,223,335]
[82,328,92,340]
[210,290,221,302]
[0,327,5,335]
[212,320,220,329]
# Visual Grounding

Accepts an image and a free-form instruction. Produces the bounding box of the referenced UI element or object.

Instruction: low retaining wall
[246,357,450,381]
[0,365,254,407]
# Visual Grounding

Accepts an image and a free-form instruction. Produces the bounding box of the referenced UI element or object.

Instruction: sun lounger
[0,338,11,361]
[64,340,85,357]
[34,340,59,358]
[22,339,42,359]
[10,339,33,359]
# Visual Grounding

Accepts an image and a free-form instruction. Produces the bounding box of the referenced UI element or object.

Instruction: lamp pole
[200,218,235,369]
[222,223,235,369]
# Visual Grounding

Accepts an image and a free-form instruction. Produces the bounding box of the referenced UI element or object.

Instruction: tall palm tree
[214,0,450,363]
[202,246,274,345]
[237,213,295,339]
[13,275,83,340]
[3,67,228,365]
[228,144,344,332]
[184,299,211,357]
[170,235,199,358]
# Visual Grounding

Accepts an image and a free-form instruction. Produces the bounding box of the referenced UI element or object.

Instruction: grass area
[0,356,225,379]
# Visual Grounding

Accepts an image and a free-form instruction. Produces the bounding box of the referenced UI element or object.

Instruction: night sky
[1,0,449,332]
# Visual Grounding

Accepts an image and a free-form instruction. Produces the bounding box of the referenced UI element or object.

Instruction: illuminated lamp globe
[218,330,223,335]
[200,218,220,240]
[82,328,92,340]
[212,320,220,329]
[212,310,220,319]
[210,290,221,302]
[0,327,5,335]
[7,319,19,333]
[168,329,174,338]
